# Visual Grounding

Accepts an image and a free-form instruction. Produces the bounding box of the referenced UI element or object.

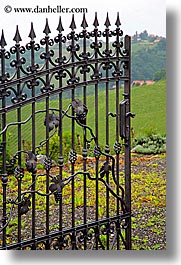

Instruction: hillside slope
[131,39,166,81]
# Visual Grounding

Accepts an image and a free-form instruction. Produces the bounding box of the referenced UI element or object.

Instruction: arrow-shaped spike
[81,13,88,29]
[104,12,111,28]
[69,14,76,30]
[43,18,51,35]
[13,25,22,43]
[0,30,7,48]
[115,12,121,27]
[93,12,99,28]
[57,16,64,32]
[28,22,36,40]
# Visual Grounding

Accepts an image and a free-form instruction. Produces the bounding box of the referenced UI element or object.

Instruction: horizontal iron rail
[0,56,129,90]
[0,213,131,250]
[0,76,129,115]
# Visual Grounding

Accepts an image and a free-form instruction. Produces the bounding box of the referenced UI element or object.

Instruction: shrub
[132,134,166,154]
[40,131,80,164]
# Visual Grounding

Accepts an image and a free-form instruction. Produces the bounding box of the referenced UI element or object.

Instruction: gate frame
[0,13,132,250]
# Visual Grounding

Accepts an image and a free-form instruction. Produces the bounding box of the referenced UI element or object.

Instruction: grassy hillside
[5,80,166,156]
[131,80,166,137]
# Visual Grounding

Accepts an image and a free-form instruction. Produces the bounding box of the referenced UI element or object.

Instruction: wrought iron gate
[0,13,133,250]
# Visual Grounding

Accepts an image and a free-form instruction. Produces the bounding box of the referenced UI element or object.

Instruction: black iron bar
[0,213,130,250]
[93,12,99,250]
[56,17,64,248]
[124,35,131,250]
[29,23,36,249]
[81,13,88,250]
[0,76,130,115]
[70,15,76,250]
[115,21,120,250]
[44,19,51,249]
[13,26,22,248]
[0,56,129,91]
[0,32,7,248]
[105,13,110,250]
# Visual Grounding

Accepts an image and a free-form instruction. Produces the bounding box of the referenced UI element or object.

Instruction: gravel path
[131,154,166,250]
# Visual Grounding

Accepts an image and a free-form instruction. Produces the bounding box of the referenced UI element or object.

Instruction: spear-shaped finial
[57,16,64,33]
[13,25,22,43]
[69,14,76,31]
[81,13,88,29]
[104,12,111,28]
[115,12,121,27]
[43,18,51,35]
[28,22,36,40]
[0,30,7,48]
[93,12,99,28]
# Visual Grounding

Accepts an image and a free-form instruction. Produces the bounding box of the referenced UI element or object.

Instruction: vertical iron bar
[124,35,131,250]
[94,17,99,250]
[30,32,36,249]
[59,49,63,227]
[57,23,63,247]
[71,88,75,250]
[83,29,87,250]
[70,19,76,249]
[115,29,120,250]
[16,40,22,248]
[44,28,50,250]
[0,39,7,248]
[105,26,110,250]
[58,78,63,247]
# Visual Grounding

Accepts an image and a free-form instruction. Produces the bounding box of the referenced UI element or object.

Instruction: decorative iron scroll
[0,13,129,113]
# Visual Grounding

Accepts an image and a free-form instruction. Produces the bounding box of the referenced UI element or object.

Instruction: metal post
[124,35,131,250]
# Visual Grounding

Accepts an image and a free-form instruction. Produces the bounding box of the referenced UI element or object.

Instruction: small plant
[40,131,80,164]
[132,134,166,154]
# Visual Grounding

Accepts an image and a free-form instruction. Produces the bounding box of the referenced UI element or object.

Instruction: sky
[0,0,166,47]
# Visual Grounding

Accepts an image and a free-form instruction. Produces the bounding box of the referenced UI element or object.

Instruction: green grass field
[5,79,166,156]
[131,80,166,137]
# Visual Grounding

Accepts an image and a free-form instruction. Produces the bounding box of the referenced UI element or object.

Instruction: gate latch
[119,99,135,140]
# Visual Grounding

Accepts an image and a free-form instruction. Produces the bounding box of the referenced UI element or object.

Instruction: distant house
[145,80,156,85]
[131,80,155,87]
[131,80,145,87]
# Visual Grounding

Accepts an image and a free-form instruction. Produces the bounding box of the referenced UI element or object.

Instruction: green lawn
[131,80,166,137]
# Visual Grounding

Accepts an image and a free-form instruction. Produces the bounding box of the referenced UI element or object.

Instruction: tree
[156,38,166,50]
[140,30,148,40]
[132,31,138,43]
[153,69,166,81]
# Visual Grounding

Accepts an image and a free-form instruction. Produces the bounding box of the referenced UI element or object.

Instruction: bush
[132,134,166,154]
[40,131,81,164]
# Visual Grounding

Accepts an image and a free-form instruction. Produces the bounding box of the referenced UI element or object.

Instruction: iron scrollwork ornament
[44,112,59,132]
[71,99,88,124]
[69,150,77,164]
[49,176,64,203]
[114,141,122,154]
[19,195,31,215]
[25,151,37,174]
[99,161,112,178]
